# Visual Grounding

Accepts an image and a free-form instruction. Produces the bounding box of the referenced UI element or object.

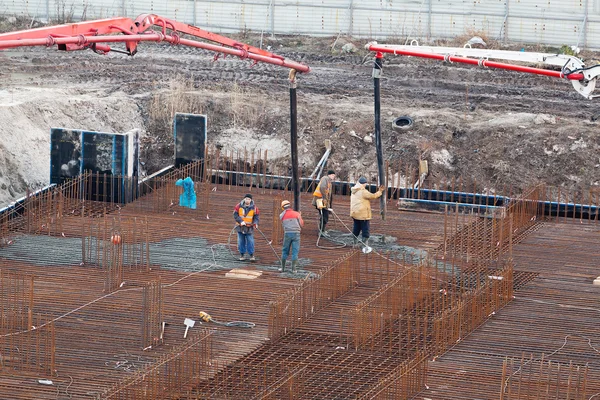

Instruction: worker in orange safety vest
[233,193,260,261]
[312,170,336,236]
[312,169,335,237]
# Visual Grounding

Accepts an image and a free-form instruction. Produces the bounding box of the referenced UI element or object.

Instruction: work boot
[363,237,370,247]
[352,237,358,248]
[279,259,286,272]
[249,255,256,261]
[238,254,245,261]
[321,230,331,238]
[291,260,298,273]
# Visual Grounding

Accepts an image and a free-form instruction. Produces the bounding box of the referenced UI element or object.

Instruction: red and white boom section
[366,42,599,99]
[0,14,310,73]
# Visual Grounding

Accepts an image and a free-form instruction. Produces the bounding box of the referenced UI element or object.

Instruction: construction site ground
[0,185,599,398]
[0,186,442,398]
[1,34,600,207]
[1,30,600,399]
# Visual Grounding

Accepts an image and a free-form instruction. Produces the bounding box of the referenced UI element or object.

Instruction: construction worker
[350,177,385,247]
[233,193,260,261]
[279,199,304,273]
[312,170,336,236]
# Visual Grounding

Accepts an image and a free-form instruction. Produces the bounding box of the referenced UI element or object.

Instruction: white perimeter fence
[2,0,600,49]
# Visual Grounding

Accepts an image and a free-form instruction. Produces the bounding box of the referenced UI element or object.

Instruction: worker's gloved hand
[327,208,333,212]
[378,185,385,192]
[254,224,258,229]
[240,221,247,226]
[316,199,324,209]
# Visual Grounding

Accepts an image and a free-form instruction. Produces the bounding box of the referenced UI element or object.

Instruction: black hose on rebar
[227,225,281,262]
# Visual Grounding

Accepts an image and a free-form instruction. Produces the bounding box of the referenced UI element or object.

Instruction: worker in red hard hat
[233,193,260,261]
[279,199,304,273]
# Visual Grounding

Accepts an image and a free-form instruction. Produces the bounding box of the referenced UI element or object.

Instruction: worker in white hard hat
[279,199,304,273]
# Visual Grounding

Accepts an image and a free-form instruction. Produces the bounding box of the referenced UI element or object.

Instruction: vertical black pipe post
[289,69,300,211]
[373,52,386,219]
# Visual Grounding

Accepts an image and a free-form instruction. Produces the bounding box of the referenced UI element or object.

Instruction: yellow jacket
[350,184,383,220]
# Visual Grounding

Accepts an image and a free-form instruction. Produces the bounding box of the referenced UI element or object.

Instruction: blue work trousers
[352,219,370,239]
[237,232,255,256]
[281,232,301,261]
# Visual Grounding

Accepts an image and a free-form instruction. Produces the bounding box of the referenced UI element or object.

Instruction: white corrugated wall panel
[505,16,581,46]
[195,1,270,33]
[351,10,426,39]
[1,0,600,49]
[508,0,588,46]
[137,0,169,17]
[350,0,424,38]
[0,0,46,19]
[278,0,351,9]
[429,13,505,40]
[509,0,586,19]
[585,17,600,50]
[430,0,505,40]
[274,2,350,35]
[154,0,196,22]
[82,1,123,19]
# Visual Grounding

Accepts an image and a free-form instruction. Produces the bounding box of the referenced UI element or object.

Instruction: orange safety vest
[313,178,331,199]
[238,207,255,225]
[313,185,323,198]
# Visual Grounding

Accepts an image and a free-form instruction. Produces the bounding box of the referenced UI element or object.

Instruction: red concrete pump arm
[366,42,599,99]
[0,14,310,73]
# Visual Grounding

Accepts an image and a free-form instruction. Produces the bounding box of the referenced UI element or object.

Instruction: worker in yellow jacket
[350,177,385,247]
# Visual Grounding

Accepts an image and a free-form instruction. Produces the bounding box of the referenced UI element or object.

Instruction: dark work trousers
[317,207,330,232]
[352,218,370,239]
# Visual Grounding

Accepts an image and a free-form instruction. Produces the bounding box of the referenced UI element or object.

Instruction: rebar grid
[83,217,150,270]
[0,312,55,375]
[141,280,163,350]
[500,355,589,400]
[200,250,513,399]
[268,250,411,342]
[0,149,597,399]
[349,260,513,358]
[356,353,429,400]
[101,328,212,399]
[271,197,285,246]
[0,270,34,327]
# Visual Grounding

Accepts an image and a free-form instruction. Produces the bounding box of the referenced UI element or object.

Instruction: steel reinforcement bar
[101,328,213,399]
[268,250,413,342]
[500,354,589,400]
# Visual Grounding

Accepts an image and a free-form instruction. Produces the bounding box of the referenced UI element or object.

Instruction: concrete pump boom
[0,14,310,73]
[366,42,599,99]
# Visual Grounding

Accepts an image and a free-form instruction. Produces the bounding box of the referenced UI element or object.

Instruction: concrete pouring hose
[327,209,491,290]
[227,225,281,262]
[198,311,255,329]
[328,208,375,253]
[315,208,347,249]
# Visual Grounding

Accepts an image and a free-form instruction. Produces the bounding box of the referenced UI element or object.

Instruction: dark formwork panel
[49,128,139,203]
[50,128,82,185]
[174,113,207,168]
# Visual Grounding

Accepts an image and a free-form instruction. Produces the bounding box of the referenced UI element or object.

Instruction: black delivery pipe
[373,53,386,219]
[289,70,300,211]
